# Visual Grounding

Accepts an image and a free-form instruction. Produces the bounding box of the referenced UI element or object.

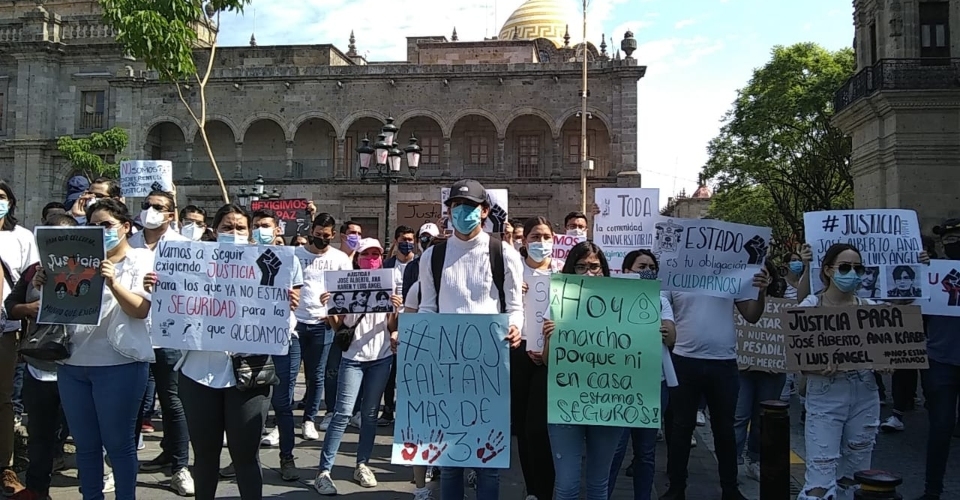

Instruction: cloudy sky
[218,0,852,208]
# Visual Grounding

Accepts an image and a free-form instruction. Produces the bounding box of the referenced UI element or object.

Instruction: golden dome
[498,0,579,48]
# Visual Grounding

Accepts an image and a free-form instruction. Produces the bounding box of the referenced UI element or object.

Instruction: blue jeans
[441,467,500,500]
[924,359,960,496]
[549,423,623,500]
[296,322,331,423]
[271,338,301,459]
[140,370,156,421]
[58,362,149,500]
[609,381,669,500]
[319,356,393,471]
[734,371,786,464]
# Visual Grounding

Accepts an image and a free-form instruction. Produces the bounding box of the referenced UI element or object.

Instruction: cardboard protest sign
[391,314,511,468]
[804,210,925,300]
[593,188,659,273]
[523,275,550,351]
[323,269,396,314]
[120,160,173,197]
[653,218,771,300]
[440,188,509,233]
[784,304,927,371]
[551,233,585,268]
[150,241,295,355]
[35,227,106,326]
[548,275,662,428]
[920,260,960,316]
[397,203,441,233]
[735,298,795,372]
[250,199,310,238]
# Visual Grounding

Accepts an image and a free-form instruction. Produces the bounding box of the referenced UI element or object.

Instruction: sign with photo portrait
[323,269,396,314]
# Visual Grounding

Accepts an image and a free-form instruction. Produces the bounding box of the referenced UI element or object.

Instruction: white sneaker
[413,486,433,500]
[317,413,334,432]
[349,412,362,429]
[425,465,435,482]
[690,435,697,447]
[103,472,116,493]
[354,463,378,487]
[222,432,228,447]
[314,470,337,495]
[880,415,905,432]
[302,421,320,441]
[171,468,196,496]
[696,410,707,426]
[137,433,145,450]
[745,461,761,482]
[261,427,280,446]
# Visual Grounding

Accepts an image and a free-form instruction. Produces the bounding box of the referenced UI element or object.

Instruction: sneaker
[102,473,115,493]
[219,463,236,478]
[659,487,686,500]
[13,415,22,429]
[314,470,337,495]
[349,412,362,429]
[425,466,435,482]
[354,463,377,487]
[317,413,334,431]
[690,435,697,448]
[137,433,145,450]
[171,468,195,496]
[1,469,24,495]
[525,496,538,500]
[280,456,300,481]
[52,454,66,472]
[261,428,280,446]
[696,410,706,427]
[745,461,761,481]
[881,415,905,432]
[413,486,433,500]
[302,421,320,441]
[222,432,228,447]
[141,421,155,434]
[140,453,174,472]
[378,413,394,427]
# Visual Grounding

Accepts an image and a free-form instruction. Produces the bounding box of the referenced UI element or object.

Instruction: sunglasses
[574,263,603,274]
[834,263,866,276]
[141,202,168,212]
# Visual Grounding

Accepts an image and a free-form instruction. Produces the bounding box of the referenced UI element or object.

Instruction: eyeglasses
[87,192,108,199]
[834,263,866,276]
[574,263,603,274]
[141,202,168,212]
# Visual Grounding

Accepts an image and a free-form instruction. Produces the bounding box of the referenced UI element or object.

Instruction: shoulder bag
[334,313,366,352]
[232,354,280,391]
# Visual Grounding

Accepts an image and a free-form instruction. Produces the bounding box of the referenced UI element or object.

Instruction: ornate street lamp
[254,174,265,196]
[357,137,375,176]
[404,135,422,174]
[238,187,249,207]
[356,118,421,243]
[381,117,398,146]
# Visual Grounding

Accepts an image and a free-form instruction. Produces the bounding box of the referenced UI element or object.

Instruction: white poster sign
[439,188,509,233]
[523,274,551,351]
[120,160,174,197]
[323,269,397,314]
[920,260,960,317]
[593,188,659,273]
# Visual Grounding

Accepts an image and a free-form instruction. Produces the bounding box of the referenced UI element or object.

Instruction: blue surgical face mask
[218,232,249,245]
[398,241,415,255]
[0,200,8,220]
[635,269,658,281]
[527,241,553,262]
[832,270,862,293]
[451,204,482,235]
[104,228,121,252]
[254,227,275,245]
[789,261,804,274]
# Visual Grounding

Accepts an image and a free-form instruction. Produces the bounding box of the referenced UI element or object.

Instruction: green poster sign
[547,275,663,428]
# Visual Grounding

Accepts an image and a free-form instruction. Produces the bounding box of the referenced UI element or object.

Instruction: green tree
[57,127,129,179]
[702,43,856,239]
[100,0,251,203]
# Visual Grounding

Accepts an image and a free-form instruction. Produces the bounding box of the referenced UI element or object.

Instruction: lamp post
[234,174,280,208]
[356,117,422,244]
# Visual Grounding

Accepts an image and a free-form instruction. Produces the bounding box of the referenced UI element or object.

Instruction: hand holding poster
[804,210,925,299]
[592,188,658,272]
[440,188,509,233]
[654,218,772,300]
[120,160,173,197]
[548,275,662,428]
[35,227,106,326]
[391,314,511,468]
[523,275,551,351]
[736,298,795,372]
[921,260,960,316]
[785,304,927,371]
[150,241,295,355]
[250,199,310,237]
[323,269,396,314]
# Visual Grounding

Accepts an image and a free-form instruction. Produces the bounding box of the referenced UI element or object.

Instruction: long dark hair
[520,216,553,259]
[0,180,18,230]
[622,249,658,274]
[819,243,862,288]
[211,204,251,233]
[764,259,786,298]
[86,198,134,236]
[561,241,610,277]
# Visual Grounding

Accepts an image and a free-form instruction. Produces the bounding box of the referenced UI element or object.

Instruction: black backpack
[423,236,506,313]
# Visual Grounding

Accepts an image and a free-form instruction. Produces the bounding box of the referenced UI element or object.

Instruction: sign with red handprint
[919,260,960,317]
[391,314,512,468]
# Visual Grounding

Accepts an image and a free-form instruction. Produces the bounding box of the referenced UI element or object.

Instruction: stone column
[335,138,346,179]
[551,136,562,177]
[285,140,294,178]
[184,144,194,180]
[442,137,452,177]
[234,142,243,178]
[496,137,505,176]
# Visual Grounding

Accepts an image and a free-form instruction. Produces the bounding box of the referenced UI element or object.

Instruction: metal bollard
[759,400,790,500]
[854,470,903,499]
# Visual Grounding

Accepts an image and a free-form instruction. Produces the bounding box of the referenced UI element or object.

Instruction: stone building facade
[833,0,960,233]
[0,0,645,240]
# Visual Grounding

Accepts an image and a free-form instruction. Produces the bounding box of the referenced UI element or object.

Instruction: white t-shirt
[65,247,156,366]
[404,282,421,312]
[341,312,392,362]
[295,246,353,324]
[127,227,188,249]
[667,291,749,361]
[784,283,798,300]
[0,225,40,332]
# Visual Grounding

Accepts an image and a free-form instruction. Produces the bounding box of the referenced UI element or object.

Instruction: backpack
[428,236,506,313]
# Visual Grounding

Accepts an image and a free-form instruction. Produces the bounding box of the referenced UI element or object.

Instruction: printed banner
[120,160,174,197]
[804,210,925,299]
[920,260,960,317]
[391,314,511,468]
[397,203,442,233]
[523,275,551,351]
[548,275,662,428]
[736,298,795,372]
[35,227,106,326]
[785,304,927,371]
[655,218,771,300]
[150,241,295,355]
[440,188,509,233]
[323,269,396,314]
[551,233,585,268]
[593,188,659,273]
[250,199,310,237]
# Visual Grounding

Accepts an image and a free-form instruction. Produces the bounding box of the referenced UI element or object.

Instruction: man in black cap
[417,179,523,500]
[916,219,960,500]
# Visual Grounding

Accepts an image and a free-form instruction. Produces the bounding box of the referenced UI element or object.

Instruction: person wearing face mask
[399,223,441,301]
[783,245,814,300]
[378,225,416,426]
[510,218,526,252]
[339,221,362,260]
[564,211,590,239]
[417,179,523,500]
[34,199,155,500]
[295,213,353,438]
[178,205,208,242]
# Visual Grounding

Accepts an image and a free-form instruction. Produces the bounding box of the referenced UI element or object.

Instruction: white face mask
[513,240,523,251]
[218,232,249,245]
[140,208,167,230]
[85,198,98,209]
[567,228,587,238]
[180,223,204,241]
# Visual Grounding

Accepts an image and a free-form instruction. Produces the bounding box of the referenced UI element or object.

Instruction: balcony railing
[80,112,104,131]
[834,58,960,113]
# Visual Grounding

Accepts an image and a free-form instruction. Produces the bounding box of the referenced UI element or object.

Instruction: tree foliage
[57,127,129,179]
[702,42,856,240]
[100,0,251,203]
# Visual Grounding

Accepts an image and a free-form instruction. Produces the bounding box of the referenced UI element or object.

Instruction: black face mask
[310,236,331,249]
[944,242,960,260]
